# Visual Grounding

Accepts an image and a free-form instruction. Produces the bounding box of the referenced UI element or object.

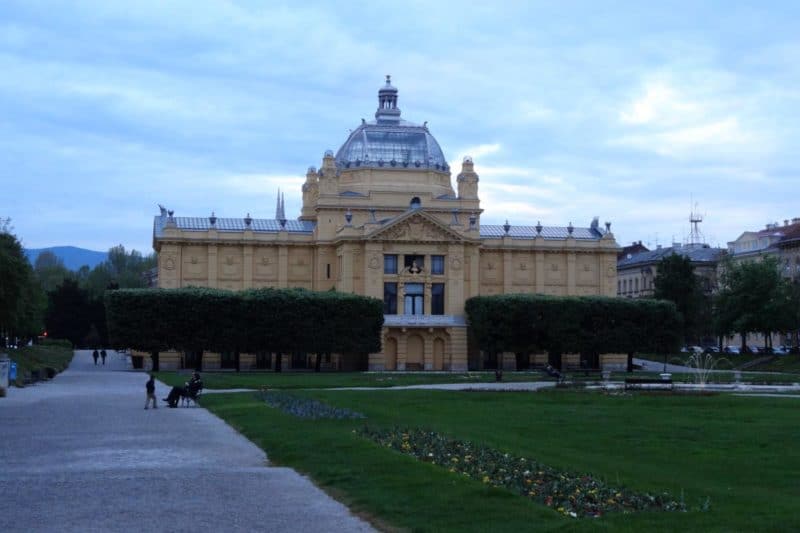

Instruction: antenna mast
[689,201,704,245]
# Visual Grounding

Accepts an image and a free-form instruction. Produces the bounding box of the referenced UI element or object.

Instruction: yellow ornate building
[153,77,619,371]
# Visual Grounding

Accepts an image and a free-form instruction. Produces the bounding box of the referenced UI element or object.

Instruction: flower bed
[259,390,365,420]
[358,427,688,518]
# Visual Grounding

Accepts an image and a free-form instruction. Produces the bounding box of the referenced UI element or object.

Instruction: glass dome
[335,76,449,173]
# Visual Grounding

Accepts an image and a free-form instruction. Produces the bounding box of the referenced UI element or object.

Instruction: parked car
[723,346,740,355]
[773,346,789,355]
[702,346,720,354]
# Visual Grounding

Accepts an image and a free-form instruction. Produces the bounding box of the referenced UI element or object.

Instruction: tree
[45,279,92,348]
[465,294,681,371]
[0,229,45,345]
[34,251,72,293]
[653,253,707,344]
[715,256,788,350]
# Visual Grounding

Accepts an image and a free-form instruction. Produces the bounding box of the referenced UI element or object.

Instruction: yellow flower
[482,476,491,484]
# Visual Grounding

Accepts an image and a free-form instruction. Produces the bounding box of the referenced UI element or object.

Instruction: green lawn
[202,389,800,532]
[155,370,561,389]
[156,367,800,390]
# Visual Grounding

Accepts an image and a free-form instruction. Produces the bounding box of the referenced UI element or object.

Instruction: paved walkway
[0,351,373,533]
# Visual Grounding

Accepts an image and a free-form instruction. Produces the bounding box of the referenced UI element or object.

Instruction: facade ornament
[345,208,353,225]
[244,213,252,227]
[536,221,543,235]
[567,222,574,235]
[605,221,611,232]
[209,212,216,226]
[450,209,459,225]
[503,220,511,235]
[468,212,477,229]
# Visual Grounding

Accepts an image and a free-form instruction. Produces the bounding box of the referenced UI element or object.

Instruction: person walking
[92,349,99,365]
[145,374,157,409]
[100,349,107,365]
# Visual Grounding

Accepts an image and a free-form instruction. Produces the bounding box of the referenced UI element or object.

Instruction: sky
[2,1,799,255]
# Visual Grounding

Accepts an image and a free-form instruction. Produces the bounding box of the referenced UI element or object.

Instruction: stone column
[449,327,468,371]
[424,330,433,370]
[424,281,432,315]
[397,330,407,371]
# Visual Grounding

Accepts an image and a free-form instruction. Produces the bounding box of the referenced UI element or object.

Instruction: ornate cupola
[375,75,401,124]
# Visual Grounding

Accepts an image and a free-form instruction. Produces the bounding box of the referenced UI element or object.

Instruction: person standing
[100,349,107,365]
[92,349,99,365]
[145,374,157,409]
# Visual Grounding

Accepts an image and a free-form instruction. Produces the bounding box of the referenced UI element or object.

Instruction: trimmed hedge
[465,294,681,361]
[105,288,384,370]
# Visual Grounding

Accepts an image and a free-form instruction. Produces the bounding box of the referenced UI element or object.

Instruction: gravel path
[0,350,374,533]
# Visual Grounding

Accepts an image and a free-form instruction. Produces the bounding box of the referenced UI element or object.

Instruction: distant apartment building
[616,242,725,299]
[727,217,800,280]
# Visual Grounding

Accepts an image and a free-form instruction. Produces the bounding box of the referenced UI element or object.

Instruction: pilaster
[207,244,218,288]
[278,246,288,288]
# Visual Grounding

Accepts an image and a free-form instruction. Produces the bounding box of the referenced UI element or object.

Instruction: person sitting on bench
[184,371,203,404]
[544,363,563,381]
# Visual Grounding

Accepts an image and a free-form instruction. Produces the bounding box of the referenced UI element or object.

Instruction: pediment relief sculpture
[371,214,461,243]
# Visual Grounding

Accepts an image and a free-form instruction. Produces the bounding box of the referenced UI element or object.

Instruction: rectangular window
[383,282,398,314]
[404,282,424,315]
[326,263,331,279]
[431,255,445,275]
[384,254,398,274]
[431,283,445,315]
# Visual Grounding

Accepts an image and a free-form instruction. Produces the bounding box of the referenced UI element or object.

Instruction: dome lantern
[376,75,400,124]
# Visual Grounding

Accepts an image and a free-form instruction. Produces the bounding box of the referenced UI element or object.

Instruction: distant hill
[25,246,108,271]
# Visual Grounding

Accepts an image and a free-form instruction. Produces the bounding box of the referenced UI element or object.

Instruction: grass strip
[6,341,73,386]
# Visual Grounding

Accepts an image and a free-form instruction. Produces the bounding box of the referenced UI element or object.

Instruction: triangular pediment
[367,210,470,243]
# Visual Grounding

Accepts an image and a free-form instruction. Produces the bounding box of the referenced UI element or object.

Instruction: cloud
[611,75,772,159]
[619,81,700,125]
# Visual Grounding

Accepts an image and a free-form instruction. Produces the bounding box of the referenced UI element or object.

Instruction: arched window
[410,197,421,209]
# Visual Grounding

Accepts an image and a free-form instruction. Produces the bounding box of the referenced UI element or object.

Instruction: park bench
[624,377,673,391]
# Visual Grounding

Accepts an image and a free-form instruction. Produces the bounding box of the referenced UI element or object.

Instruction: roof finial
[386,74,391,85]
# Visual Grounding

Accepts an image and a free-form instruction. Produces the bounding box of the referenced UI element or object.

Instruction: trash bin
[10,361,17,381]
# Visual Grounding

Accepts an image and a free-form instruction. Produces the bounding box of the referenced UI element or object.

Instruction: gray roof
[154,216,315,238]
[480,224,605,240]
[617,244,725,268]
